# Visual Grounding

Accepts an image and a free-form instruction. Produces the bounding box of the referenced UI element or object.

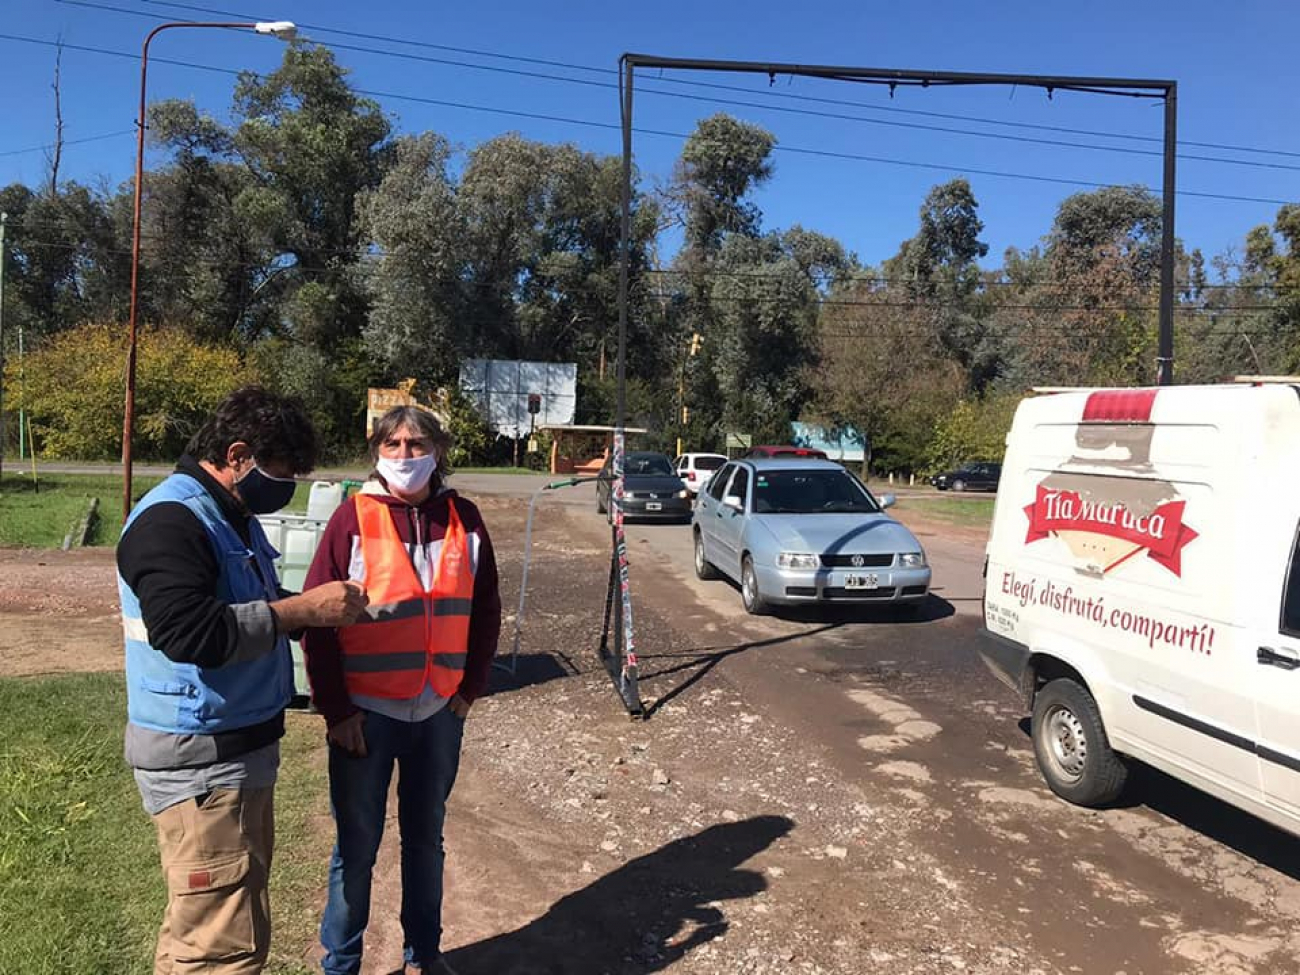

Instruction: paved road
[540,482,1300,974]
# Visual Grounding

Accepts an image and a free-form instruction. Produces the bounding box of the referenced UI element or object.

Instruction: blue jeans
[319,706,464,975]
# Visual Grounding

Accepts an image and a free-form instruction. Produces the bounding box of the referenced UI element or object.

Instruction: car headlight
[899,552,927,568]
[676,489,689,499]
[777,552,819,569]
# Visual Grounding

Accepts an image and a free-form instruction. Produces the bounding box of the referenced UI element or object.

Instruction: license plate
[845,573,879,590]
[646,502,662,511]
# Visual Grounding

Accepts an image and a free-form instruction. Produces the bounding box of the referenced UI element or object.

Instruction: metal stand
[504,473,643,716]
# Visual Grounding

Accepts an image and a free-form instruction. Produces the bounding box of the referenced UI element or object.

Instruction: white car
[674,452,728,497]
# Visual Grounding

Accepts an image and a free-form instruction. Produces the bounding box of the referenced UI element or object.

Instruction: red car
[741,445,829,460]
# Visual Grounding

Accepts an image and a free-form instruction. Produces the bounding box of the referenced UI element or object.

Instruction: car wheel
[1031,678,1128,807]
[693,530,718,580]
[740,555,768,615]
[952,479,967,492]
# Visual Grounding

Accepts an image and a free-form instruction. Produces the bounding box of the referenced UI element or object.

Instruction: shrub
[4,323,248,460]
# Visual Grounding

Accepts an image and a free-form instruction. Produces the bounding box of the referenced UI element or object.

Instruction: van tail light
[687,472,696,481]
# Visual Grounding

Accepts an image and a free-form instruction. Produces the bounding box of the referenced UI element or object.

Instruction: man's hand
[327,712,367,756]
[449,694,471,719]
[272,581,368,632]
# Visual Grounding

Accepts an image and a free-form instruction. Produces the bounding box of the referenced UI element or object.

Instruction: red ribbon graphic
[1024,485,1198,576]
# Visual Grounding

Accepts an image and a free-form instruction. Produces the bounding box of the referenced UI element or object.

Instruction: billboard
[459,359,577,439]
[790,421,868,462]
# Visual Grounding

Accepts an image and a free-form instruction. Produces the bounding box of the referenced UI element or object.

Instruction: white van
[979,383,1300,837]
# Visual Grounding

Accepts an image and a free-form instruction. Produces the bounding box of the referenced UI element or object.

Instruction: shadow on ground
[1015,718,1300,881]
[637,626,841,718]
[445,815,793,975]
[486,653,577,696]
[769,592,955,625]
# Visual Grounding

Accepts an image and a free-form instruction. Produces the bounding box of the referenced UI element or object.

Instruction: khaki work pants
[151,787,274,975]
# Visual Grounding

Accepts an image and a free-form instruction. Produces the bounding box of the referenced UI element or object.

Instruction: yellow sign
[366,381,419,435]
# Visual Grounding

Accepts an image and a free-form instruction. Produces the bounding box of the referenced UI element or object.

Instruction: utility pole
[0,211,6,481]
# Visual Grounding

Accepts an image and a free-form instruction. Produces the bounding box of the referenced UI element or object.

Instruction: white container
[307,481,344,522]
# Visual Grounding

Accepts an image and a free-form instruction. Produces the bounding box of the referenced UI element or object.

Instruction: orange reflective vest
[337,494,474,699]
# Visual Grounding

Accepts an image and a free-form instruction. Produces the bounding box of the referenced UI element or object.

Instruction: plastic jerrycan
[307,481,344,521]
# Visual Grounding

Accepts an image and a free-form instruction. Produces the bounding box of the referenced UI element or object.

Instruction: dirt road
[2,479,1297,974]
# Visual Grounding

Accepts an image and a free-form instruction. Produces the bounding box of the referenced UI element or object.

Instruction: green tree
[6,322,247,459]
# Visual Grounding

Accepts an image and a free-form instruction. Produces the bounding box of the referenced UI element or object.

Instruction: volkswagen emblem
[850,554,865,567]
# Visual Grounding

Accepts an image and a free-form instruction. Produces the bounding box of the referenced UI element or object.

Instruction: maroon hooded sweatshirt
[302,485,501,727]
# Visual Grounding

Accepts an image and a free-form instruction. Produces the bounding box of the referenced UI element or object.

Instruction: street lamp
[121,19,296,519]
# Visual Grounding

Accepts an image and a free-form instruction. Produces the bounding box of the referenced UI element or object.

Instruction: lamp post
[121,19,296,519]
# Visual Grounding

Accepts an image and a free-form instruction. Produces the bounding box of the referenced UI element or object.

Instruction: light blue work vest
[119,473,292,734]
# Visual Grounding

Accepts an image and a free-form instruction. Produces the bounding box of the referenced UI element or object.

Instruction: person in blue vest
[117,385,369,975]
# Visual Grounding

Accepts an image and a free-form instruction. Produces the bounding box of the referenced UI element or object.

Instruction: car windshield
[752,469,880,515]
[696,456,725,470]
[626,454,674,476]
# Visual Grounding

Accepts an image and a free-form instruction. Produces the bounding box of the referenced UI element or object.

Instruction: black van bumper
[977,629,1032,704]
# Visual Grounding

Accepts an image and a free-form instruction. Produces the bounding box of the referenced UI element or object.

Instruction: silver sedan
[691,459,931,614]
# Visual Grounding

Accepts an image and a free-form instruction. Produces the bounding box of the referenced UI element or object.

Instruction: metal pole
[1157,83,1178,386]
[609,56,642,716]
[121,20,281,520]
[0,211,6,481]
[16,312,22,463]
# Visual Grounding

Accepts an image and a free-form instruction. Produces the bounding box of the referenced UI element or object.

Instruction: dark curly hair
[186,386,318,474]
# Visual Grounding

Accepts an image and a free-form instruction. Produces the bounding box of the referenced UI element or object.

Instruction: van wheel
[740,556,769,615]
[694,530,718,580]
[952,479,967,492]
[1031,678,1128,807]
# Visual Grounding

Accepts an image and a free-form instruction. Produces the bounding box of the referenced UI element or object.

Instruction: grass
[894,495,996,530]
[456,466,540,476]
[0,475,327,547]
[0,467,544,548]
[0,474,165,547]
[0,673,333,975]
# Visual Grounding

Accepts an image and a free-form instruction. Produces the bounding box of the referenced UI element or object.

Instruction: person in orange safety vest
[303,406,501,975]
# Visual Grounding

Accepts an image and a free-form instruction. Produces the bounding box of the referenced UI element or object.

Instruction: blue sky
[2,0,1297,272]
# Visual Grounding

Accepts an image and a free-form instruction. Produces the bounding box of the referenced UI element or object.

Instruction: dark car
[596,451,692,522]
[741,445,829,460]
[931,461,1001,492]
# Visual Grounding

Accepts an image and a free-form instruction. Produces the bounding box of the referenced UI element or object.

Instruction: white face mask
[377,454,437,495]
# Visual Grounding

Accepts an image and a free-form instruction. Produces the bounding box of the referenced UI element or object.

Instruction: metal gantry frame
[607,54,1179,716]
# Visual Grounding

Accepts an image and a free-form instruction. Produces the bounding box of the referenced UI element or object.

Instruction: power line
[2,29,1294,207]
[0,129,136,158]
[5,230,1291,298]
[7,233,1287,316]
[58,0,1300,175]
[55,0,1300,176]
[124,0,1300,163]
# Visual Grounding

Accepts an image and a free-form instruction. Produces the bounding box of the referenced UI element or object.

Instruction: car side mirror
[880,493,896,509]
[724,495,743,510]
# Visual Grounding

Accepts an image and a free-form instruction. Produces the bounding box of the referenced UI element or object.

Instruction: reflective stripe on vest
[337,494,474,699]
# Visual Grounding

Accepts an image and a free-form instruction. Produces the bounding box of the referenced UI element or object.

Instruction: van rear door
[1256,523,1300,817]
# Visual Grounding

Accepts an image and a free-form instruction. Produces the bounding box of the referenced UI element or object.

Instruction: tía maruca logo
[1024,485,1199,577]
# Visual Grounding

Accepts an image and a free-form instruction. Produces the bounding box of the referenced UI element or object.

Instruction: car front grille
[820,553,894,568]
[900,585,928,596]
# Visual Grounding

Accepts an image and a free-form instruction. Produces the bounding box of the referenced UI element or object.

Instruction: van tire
[1031,678,1128,807]
[597,493,607,515]
[694,530,718,580]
